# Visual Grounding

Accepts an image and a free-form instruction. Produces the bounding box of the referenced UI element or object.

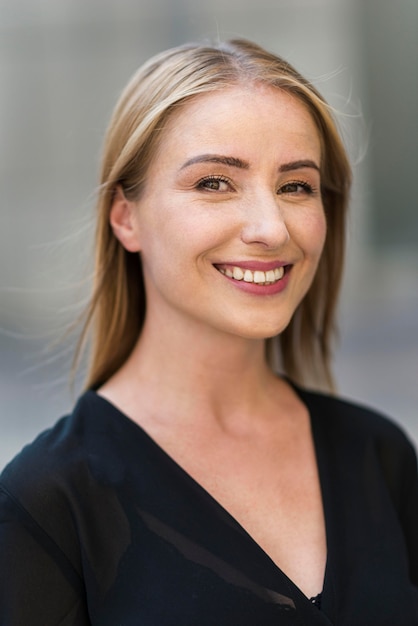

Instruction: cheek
[154,209,232,261]
[291,209,327,259]
[138,209,220,280]
[313,213,327,257]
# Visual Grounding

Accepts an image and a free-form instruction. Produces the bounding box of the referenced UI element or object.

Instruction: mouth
[214,264,287,286]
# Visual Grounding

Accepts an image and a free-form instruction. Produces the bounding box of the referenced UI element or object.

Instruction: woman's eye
[197,176,231,192]
[278,181,314,195]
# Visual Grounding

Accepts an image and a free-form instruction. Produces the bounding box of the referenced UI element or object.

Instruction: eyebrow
[180,154,320,173]
[279,159,320,173]
[180,154,250,170]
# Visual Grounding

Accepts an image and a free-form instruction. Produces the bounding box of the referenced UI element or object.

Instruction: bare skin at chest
[99,377,327,599]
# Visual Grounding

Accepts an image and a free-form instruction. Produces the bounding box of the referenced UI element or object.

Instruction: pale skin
[99,83,327,598]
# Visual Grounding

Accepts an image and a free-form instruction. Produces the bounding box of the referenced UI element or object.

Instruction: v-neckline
[87,386,334,617]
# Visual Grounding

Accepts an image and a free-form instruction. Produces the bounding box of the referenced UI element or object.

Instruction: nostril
[240,218,290,247]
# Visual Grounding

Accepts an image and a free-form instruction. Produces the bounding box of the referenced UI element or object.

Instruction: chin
[231,318,291,341]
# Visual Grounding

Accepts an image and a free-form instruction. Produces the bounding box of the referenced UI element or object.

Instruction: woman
[0,39,417,625]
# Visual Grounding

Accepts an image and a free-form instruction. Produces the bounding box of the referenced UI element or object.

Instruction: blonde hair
[75,39,351,391]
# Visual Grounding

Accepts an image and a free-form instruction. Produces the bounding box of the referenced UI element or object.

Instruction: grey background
[1,0,417,469]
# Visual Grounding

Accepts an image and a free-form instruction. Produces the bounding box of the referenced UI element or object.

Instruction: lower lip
[217,268,291,296]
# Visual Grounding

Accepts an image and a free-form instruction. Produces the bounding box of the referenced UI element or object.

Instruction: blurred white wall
[1,0,417,468]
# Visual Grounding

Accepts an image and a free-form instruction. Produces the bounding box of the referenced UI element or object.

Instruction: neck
[105,308,281,427]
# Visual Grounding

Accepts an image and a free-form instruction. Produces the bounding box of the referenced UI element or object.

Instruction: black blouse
[1,386,418,625]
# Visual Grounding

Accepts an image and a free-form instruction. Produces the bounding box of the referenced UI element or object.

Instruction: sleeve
[0,486,90,626]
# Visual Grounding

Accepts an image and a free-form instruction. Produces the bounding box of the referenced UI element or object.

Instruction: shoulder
[2,392,96,485]
[0,390,135,569]
[0,391,126,527]
[295,384,418,497]
[296,384,414,449]
[0,391,134,608]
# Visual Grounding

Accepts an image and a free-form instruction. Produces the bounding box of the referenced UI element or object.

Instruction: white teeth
[253,270,266,284]
[232,267,244,280]
[274,267,284,280]
[218,265,286,285]
[243,270,253,282]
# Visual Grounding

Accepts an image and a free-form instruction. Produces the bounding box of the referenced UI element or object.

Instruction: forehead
[157,84,321,159]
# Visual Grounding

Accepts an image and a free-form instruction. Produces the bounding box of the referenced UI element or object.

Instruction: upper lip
[213,260,289,271]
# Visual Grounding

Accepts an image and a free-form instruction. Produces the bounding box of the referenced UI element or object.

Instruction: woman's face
[119,84,326,341]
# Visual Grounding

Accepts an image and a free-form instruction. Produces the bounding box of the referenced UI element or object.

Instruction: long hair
[74,39,351,391]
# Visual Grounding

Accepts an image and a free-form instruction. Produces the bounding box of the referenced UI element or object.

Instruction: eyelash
[278,180,316,195]
[196,175,232,191]
[195,176,317,195]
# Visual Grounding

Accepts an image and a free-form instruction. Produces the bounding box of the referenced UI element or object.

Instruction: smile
[216,265,285,285]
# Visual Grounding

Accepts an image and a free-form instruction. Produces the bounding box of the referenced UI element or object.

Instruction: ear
[110,186,141,252]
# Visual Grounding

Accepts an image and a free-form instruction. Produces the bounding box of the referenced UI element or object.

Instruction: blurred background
[1,0,417,469]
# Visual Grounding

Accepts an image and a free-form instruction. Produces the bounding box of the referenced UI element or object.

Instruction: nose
[240,191,290,249]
